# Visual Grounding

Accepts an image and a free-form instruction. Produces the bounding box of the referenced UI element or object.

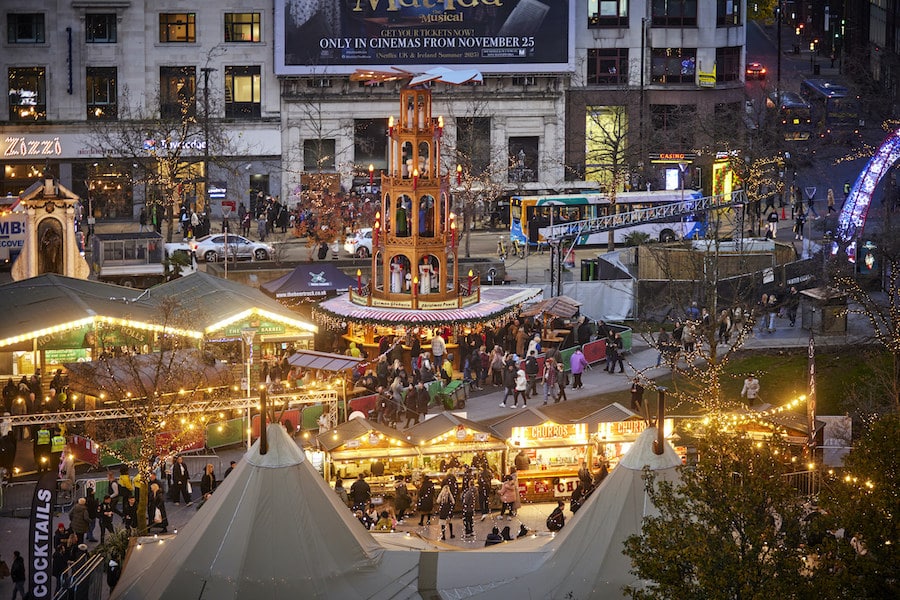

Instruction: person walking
[171,455,192,506]
[827,188,837,214]
[794,210,807,241]
[10,550,26,600]
[555,363,569,402]
[478,464,492,521]
[786,286,800,327]
[200,463,217,504]
[84,485,99,542]
[499,474,517,520]
[766,210,779,239]
[655,328,671,367]
[570,348,588,389]
[524,350,539,397]
[741,373,761,404]
[393,477,412,522]
[437,483,456,540]
[139,207,148,232]
[511,362,528,409]
[68,497,91,543]
[461,480,477,537]
[541,358,558,405]
[147,482,168,533]
[416,476,436,526]
[98,495,117,543]
[499,361,516,407]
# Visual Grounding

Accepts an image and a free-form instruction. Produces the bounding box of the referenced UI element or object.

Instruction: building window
[717,0,740,27]
[159,13,195,43]
[587,49,629,85]
[588,0,628,28]
[354,119,388,171]
[304,139,336,171]
[8,67,46,121]
[716,47,741,82]
[86,67,117,120]
[224,13,260,42]
[651,48,696,84]
[86,14,116,43]
[508,137,539,183]
[224,66,261,119]
[456,117,491,176]
[7,13,45,43]
[651,0,697,27]
[650,104,696,150]
[159,66,196,119]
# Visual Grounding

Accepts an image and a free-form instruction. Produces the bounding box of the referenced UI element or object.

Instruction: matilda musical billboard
[275,0,573,75]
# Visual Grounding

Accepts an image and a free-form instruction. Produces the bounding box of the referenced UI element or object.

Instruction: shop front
[404,413,507,480]
[493,408,593,504]
[316,418,418,497]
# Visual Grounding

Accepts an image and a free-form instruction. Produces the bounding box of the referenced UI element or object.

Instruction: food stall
[584,403,677,467]
[403,413,507,476]
[491,407,593,503]
[316,418,418,497]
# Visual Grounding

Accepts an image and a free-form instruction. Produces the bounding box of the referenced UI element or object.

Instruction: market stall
[491,407,592,503]
[582,403,669,470]
[403,412,506,476]
[316,417,418,496]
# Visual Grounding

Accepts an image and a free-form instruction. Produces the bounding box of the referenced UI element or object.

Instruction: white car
[343,228,373,258]
[190,234,274,262]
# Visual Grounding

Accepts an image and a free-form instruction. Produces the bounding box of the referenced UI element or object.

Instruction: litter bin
[813,64,821,75]
[580,258,599,281]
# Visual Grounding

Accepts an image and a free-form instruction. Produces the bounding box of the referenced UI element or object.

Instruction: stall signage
[554,478,577,497]
[370,297,413,309]
[460,294,480,308]
[3,135,63,157]
[455,425,467,441]
[368,433,380,445]
[518,423,585,442]
[44,348,90,365]
[346,439,361,448]
[473,432,489,442]
[533,480,551,494]
[225,321,285,336]
[37,324,94,350]
[418,299,459,310]
[597,420,648,439]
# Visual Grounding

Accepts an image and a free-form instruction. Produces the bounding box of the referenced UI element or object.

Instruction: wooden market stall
[403,412,506,477]
[490,407,593,503]
[315,417,418,496]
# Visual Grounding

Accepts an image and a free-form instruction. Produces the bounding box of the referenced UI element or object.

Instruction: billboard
[275,0,573,75]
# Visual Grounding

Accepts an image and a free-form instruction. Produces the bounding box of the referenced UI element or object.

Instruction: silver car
[190,234,274,262]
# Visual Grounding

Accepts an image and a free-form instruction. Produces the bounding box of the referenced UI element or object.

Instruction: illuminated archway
[838,128,900,259]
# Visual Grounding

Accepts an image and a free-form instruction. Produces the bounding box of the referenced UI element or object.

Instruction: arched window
[389,254,412,294]
[396,194,411,237]
[418,194,435,237]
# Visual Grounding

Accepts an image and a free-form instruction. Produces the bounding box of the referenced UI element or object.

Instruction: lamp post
[200,67,216,214]
[241,328,257,450]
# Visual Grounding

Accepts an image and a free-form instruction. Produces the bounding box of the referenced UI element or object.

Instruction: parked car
[746,62,767,80]
[190,234,274,262]
[343,228,373,258]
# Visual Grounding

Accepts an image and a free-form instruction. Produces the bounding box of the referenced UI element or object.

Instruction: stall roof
[287,349,364,373]
[488,406,553,440]
[150,271,317,335]
[0,274,155,349]
[580,402,641,429]
[65,349,234,398]
[261,264,357,298]
[403,412,506,448]
[519,295,581,319]
[316,417,416,454]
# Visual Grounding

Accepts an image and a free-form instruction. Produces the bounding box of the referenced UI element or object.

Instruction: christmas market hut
[316,417,417,493]
[402,412,506,476]
[490,407,592,503]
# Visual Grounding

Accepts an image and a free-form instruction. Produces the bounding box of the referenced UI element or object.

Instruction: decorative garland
[311,301,524,331]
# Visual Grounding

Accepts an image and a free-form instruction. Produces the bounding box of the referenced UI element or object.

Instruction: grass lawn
[538,347,886,423]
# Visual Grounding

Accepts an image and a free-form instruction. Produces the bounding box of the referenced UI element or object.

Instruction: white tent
[113,424,680,599]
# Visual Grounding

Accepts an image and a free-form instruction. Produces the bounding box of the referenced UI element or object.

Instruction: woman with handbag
[147,482,168,533]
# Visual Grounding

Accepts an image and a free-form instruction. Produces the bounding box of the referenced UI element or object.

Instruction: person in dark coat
[403,384,419,428]
[415,382,430,422]
[52,544,68,592]
[98,495,117,542]
[147,482,168,533]
[461,481,477,537]
[437,483,456,540]
[170,455,191,505]
[417,477,436,526]
[106,559,121,592]
[546,500,566,532]
[393,477,412,521]
[349,473,371,511]
[121,496,138,533]
[484,526,503,546]
[501,525,514,541]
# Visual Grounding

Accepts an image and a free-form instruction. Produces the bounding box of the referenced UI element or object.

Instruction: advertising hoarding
[276,0,573,75]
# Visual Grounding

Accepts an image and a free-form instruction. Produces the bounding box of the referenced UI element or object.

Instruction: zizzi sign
[3,136,62,157]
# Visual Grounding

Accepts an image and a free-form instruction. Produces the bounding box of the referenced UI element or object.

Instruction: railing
[53,552,106,600]
[541,190,747,242]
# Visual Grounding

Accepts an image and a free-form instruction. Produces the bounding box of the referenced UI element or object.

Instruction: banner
[807,334,817,449]
[28,470,57,600]
[276,0,573,75]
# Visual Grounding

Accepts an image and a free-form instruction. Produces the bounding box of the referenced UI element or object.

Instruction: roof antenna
[653,387,666,455]
[259,384,268,455]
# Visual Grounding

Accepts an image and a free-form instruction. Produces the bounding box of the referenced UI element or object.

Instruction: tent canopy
[261,264,356,299]
[286,348,364,373]
[520,295,581,319]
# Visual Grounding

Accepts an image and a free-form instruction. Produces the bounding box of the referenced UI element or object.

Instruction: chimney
[653,388,666,455]
[44,177,57,197]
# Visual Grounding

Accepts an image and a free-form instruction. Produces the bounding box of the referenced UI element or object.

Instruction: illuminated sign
[512,422,587,443]
[3,136,62,157]
[275,0,573,75]
[649,152,698,164]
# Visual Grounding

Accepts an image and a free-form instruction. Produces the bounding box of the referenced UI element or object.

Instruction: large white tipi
[112,424,680,599]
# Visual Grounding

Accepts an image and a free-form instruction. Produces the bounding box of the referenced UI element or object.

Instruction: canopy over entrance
[261,264,357,299]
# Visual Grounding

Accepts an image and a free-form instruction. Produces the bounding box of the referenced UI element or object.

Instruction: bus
[510,189,707,247]
[799,79,863,137]
[767,91,813,141]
